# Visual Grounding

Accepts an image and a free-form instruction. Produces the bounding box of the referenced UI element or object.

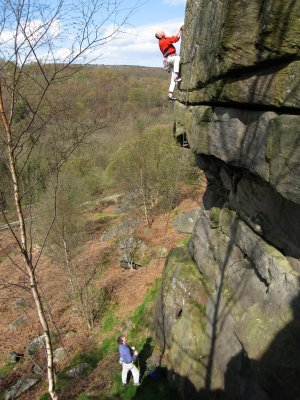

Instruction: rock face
[65,363,89,378]
[178,0,300,108]
[26,335,45,356]
[173,208,200,233]
[5,376,40,400]
[155,1,300,399]
[53,347,67,363]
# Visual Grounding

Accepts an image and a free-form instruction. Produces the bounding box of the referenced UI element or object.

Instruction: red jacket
[158,35,180,58]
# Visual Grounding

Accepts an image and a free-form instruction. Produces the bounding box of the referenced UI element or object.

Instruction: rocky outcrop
[65,363,89,378]
[154,247,210,396]
[53,347,67,363]
[178,0,300,108]
[175,105,300,205]
[5,376,40,400]
[26,335,45,356]
[173,208,200,233]
[155,1,300,399]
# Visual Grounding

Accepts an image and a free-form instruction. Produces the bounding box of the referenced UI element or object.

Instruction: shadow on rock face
[149,288,300,400]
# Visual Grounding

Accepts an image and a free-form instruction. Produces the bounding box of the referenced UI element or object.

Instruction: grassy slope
[34,266,184,399]
[48,280,183,400]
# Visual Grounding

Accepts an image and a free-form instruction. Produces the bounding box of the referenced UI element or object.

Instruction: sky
[98,0,187,67]
[0,0,187,68]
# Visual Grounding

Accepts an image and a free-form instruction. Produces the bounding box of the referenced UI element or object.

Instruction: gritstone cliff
[154,1,300,399]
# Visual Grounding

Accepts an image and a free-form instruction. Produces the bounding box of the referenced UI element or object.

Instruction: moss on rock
[209,207,221,228]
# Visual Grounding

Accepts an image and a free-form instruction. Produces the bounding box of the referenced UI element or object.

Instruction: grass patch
[127,287,158,345]
[75,394,90,400]
[55,372,74,394]
[98,336,118,360]
[0,363,14,379]
[71,348,101,369]
[102,311,120,333]
[39,394,51,400]
[103,278,183,399]
[39,372,78,399]
[98,211,110,223]
[176,237,190,248]
[108,366,183,400]
[131,373,183,400]
[0,254,8,264]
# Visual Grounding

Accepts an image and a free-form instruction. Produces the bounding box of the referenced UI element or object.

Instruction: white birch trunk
[0,84,59,400]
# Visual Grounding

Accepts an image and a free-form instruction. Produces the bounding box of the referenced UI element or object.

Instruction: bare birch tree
[0,0,141,398]
[38,172,109,330]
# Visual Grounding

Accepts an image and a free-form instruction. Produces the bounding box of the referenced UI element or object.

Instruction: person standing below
[155,26,184,101]
[117,335,140,386]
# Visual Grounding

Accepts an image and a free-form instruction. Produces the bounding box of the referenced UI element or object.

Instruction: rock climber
[117,335,140,386]
[155,26,184,101]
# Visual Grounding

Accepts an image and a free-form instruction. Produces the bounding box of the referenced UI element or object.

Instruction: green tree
[106,124,186,224]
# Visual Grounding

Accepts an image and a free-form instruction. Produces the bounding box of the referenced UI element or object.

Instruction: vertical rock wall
[155,1,300,399]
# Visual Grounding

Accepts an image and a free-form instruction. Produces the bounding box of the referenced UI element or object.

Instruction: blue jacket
[119,344,136,364]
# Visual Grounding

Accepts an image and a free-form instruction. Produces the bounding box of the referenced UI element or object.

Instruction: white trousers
[166,54,180,93]
[122,362,140,384]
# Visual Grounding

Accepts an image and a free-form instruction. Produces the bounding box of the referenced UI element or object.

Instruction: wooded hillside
[0,63,200,400]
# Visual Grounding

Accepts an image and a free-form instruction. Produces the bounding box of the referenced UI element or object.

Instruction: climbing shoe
[167,95,176,101]
[174,77,182,83]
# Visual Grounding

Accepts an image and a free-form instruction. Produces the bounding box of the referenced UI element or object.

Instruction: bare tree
[0,0,141,398]
[120,235,142,270]
[38,172,109,330]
